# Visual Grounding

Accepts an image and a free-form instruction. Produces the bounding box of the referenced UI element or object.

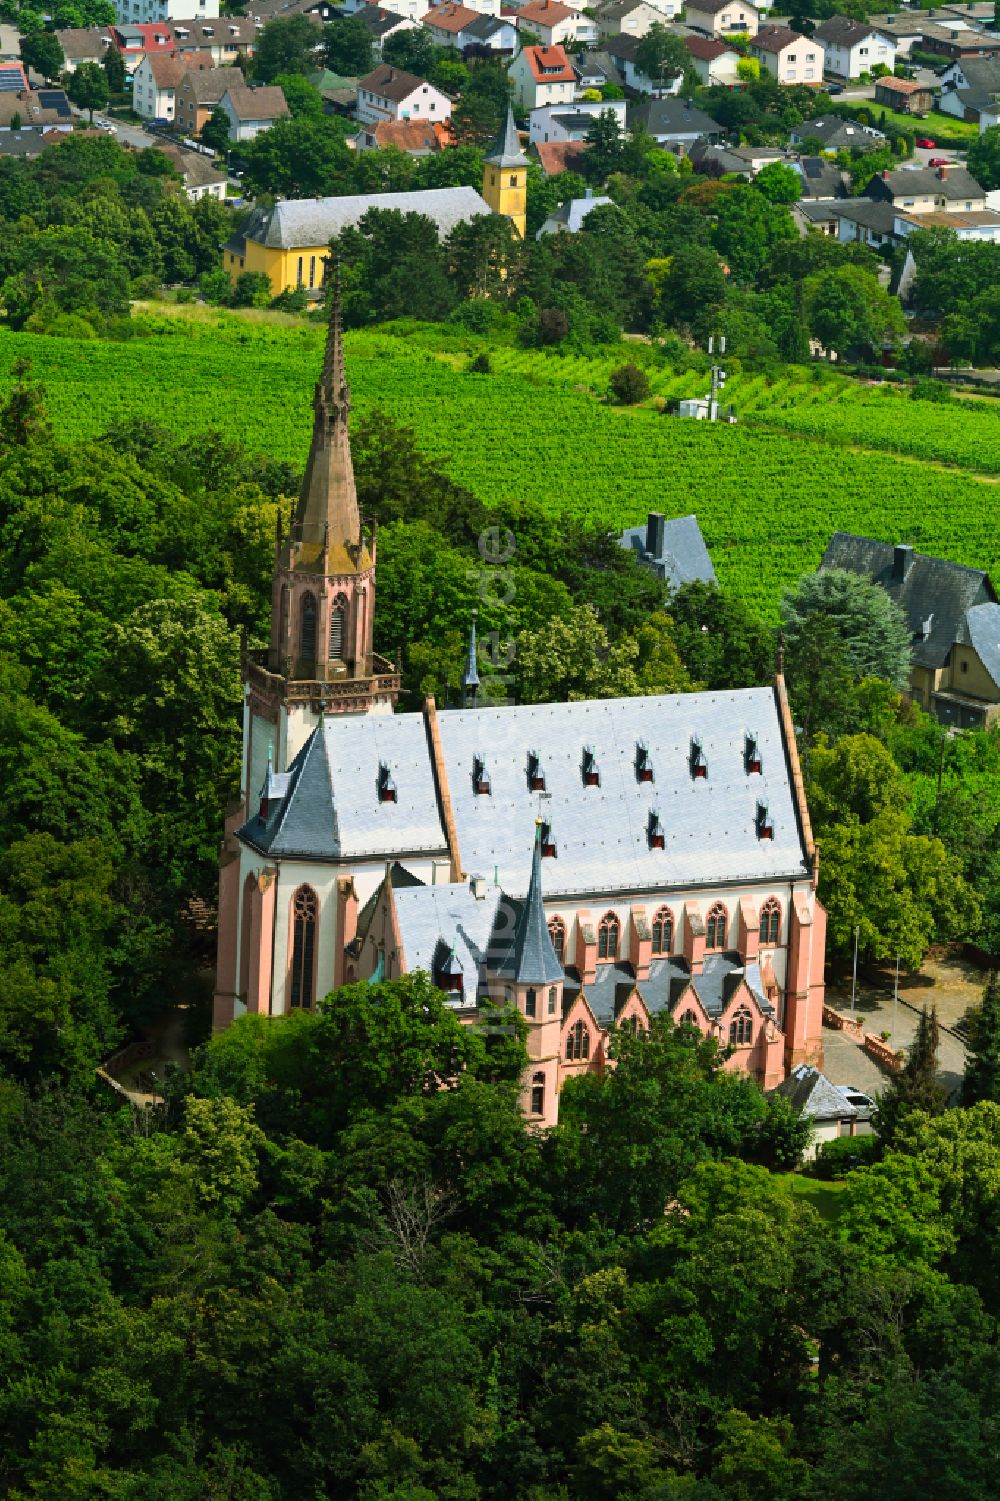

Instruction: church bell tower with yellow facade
[482,104,528,239]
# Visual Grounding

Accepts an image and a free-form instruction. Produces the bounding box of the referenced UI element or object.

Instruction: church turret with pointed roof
[482,104,528,239]
[243,271,399,804]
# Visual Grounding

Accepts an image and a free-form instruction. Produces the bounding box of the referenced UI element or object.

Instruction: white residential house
[813,16,895,79]
[684,34,741,83]
[509,43,576,111]
[132,51,191,120]
[595,0,676,39]
[528,94,626,143]
[114,0,219,25]
[55,27,114,72]
[219,83,290,140]
[157,141,228,199]
[606,33,683,92]
[511,0,580,46]
[356,63,452,123]
[749,23,823,83]
[686,0,759,38]
[536,186,611,234]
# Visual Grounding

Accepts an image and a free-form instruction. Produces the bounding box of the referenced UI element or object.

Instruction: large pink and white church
[213,298,827,1125]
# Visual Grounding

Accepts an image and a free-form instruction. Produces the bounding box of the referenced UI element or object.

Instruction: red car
[915,137,936,148]
[928,157,955,166]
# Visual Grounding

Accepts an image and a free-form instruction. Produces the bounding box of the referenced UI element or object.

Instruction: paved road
[825,967,970,1103]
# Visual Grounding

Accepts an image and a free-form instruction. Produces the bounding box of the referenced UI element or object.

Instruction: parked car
[826,81,844,94]
[915,136,936,148]
[928,157,955,166]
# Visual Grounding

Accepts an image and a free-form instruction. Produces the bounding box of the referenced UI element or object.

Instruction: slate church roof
[820,531,998,672]
[771,1063,857,1122]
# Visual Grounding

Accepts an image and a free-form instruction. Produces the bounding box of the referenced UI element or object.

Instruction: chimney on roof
[646,512,665,556]
[937,164,947,178]
[893,543,914,582]
[882,168,889,179]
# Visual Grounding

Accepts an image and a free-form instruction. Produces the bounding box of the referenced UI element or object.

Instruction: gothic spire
[494,821,564,985]
[461,610,480,709]
[292,261,366,573]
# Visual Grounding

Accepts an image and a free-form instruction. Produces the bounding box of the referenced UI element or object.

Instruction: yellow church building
[223,111,529,294]
[481,104,528,239]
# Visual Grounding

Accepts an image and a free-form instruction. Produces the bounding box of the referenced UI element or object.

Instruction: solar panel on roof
[37,91,71,116]
[0,65,26,92]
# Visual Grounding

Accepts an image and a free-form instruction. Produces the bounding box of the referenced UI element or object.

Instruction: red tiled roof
[367,118,441,150]
[424,1,480,30]
[876,75,924,93]
[515,0,573,26]
[685,34,735,60]
[533,138,590,175]
[522,42,575,82]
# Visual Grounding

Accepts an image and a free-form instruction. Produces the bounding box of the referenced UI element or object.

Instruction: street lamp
[851,925,859,1016]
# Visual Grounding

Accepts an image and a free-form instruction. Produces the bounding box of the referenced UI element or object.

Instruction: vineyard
[0,312,997,619]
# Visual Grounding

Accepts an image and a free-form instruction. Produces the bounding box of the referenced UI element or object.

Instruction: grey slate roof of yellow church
[484,104,528,169]
[820,531,997,672]
[238,687,811,897]
[229,186,491,255]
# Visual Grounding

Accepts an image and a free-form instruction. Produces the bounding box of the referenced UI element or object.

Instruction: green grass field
[775,1174,848,1224]
[2,311,997,619]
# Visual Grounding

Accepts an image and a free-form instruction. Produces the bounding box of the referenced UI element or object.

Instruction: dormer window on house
[690,738,707,779]
[540,821,557,858]
[745,733,762,774]
[635,741,653,783]
[756,802,775,840]
[582,747,600,787]
[377,763,397,804]
[647,810,665,850]
[527,750,545,791]
[472,754,491,795]
[434,945,464,997]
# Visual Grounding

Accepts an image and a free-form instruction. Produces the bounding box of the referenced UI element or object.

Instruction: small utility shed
[770,1064,867,1161]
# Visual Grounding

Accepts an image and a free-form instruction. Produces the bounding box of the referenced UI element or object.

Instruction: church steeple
[291,268,368,577]
[239,262,398,800]
[482,104,528,239]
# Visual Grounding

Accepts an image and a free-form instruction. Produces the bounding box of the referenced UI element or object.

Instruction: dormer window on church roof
[540,820,557,858]
[756,801,774,840]
[745,733,762,775]
[582,746,600,787]
[527,750,545,792]
[647,810,665,850]
[635,741,653,783]
[690,738,707,779]
[377,762,397,804]
[472,754,490,795]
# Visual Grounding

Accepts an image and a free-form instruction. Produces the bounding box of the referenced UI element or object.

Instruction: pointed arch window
[651,906,673,956]
[525,987,537,1019]
[566,1020,590,1061]
[680,1008,699,1026]
[530,1071,545,1116]
[597,911,620,961]
[548,915,565,959]
[728,1005,753,1047]
[548,985,558,1015]
[706,902,728,950]
[239,873,255,1000]
[290,885,318,1009]
[759,897,781,946]
[299,591,317,661]
[330,592,348,660]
